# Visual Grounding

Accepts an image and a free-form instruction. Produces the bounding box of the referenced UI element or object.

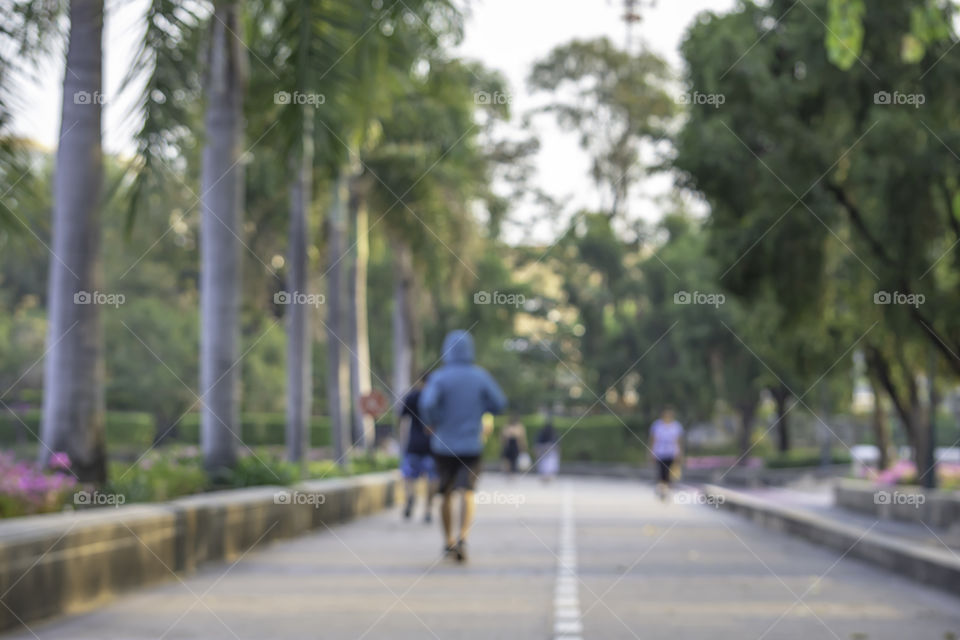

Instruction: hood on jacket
[442,330,475,364]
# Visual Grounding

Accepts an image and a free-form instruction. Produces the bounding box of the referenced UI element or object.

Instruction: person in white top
[649,406,684,500]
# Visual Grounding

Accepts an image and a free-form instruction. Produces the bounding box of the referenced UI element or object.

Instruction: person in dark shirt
[400,376,437,523]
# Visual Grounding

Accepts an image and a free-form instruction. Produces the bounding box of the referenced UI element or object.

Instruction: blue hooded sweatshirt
[419,330,507,456]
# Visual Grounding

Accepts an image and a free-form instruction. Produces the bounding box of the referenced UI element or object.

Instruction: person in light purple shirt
[649,406,684,500]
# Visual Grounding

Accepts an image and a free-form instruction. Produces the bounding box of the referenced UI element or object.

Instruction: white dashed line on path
[554,483,583,640]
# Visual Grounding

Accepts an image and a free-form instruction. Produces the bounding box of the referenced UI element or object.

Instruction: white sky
[10,0,737,243]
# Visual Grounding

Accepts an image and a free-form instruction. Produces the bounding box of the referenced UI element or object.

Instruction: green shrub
[222,450,301,487]
[305,453,398,479]
[105,447,206,503]
[765,448,852,469]
[484,414,651,463]
[176,413,332,447]
[0,410,155,450]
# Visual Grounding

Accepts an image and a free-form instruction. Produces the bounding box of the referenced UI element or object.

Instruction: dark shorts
[433,454,481,494]
[655,457,675,483]
[401,453,437,480]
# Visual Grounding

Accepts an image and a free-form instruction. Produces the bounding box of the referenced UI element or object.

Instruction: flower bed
[0,451,77,517]
[0,446,398,518]
[856,459,960,491]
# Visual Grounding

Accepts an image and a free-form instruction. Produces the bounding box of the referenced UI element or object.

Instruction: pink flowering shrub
[0,451,77,518]
[865,459,960,491]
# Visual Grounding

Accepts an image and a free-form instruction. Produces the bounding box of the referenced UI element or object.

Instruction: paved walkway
[4,475,960,639]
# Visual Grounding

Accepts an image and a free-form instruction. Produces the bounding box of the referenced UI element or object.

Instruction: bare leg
[424,479,437,522]
[440,490,455,547]
[403,478,416,518]
[459,489,475,543]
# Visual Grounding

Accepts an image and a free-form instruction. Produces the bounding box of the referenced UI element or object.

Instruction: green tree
[528,37,674,220]
[675,0,960,478]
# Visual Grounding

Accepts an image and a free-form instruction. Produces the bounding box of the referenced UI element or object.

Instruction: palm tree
[199,0,246,473]
[389,232,418,395]
[39,0,107,482]
[366,58,513,404]
[284,109,313,463]
[258,0,357,465]
[337,1,463,449]
[325,169,352,462]
[348,169,375,448]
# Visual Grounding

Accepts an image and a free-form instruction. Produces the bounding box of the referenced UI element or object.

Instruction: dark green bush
[105,447,207,503]
[176,413,332,447]
[765,448,852,469]
[221,450,301,487]
[484,414,651,463]
[0,410,155,449]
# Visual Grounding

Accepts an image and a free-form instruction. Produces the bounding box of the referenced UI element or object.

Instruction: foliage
[528,37,675,219]
[765,448,852,469]
[176,413,333,447]
[222,450,302,488]
[0,410,155,451]
[105,446,207,503]
[0,451,76,517]
[98,446,398,507]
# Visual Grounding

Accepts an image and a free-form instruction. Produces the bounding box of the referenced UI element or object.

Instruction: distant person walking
[399,376,437,523]
[535,421,560,482]
[650,406,684,500]
[500,416,527,475]
[420,330,506,562]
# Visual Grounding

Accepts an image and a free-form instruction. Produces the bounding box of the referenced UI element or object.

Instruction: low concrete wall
[0,472,399,632]
[704,484,960,598]
[834,478,960,529]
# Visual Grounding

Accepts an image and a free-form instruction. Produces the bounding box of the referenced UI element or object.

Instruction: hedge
[0,410,155,449]
[485,414,652,464]
[176,413,332,446]
[765,448,852,469]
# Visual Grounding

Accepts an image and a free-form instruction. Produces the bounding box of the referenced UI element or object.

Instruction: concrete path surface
[3,475,959,639]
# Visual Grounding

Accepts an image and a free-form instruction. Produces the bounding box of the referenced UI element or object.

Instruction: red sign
[359,390,389,417]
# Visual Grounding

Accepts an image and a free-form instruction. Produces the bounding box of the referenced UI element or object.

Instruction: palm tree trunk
[390,234,414,397]
[348,175,374,448]
[200,0,246,473]
[285,110,313,464]
[39,0,106,483]
[325,171,350,466]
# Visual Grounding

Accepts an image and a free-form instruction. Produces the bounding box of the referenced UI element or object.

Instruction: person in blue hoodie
[419,330,506,562]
